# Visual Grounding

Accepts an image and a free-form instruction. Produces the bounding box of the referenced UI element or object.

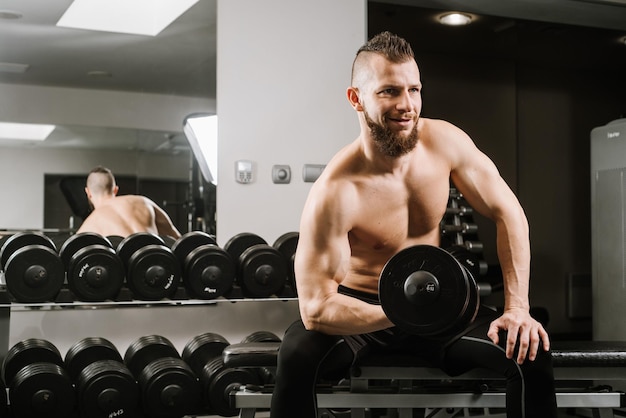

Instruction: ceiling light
[0,122,55,141]
[439,12,473,26]
[57,0,199,36]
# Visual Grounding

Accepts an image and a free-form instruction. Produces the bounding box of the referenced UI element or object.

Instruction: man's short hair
[351,31,416,84]
[86,166,116,195]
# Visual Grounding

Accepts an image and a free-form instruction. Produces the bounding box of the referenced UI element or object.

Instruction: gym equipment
[59,233,125,302]
[65,337,139,418]
[224,233,288,298]
[182,332,260,416]
[0,232,64,303]
[446,244,488,279]
[171,231,235,300]
[272,232,299,290]
[117,233,181,301]
[225,340,626,418]
[124,334,201,418]
[240,331,281,385]
[2,338,75,418]
[378,245,479,338]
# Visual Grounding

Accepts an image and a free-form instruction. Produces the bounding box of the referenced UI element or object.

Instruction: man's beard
[364,108,419,157]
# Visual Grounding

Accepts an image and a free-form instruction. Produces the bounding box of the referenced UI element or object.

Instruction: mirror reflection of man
[76,166,182,239]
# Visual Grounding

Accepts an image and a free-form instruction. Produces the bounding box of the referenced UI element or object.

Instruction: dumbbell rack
[0,279,300,384]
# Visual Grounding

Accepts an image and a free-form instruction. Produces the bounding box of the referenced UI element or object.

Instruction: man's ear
[113,185,119,196]
[346,87,363,111]
[84,187,91,198]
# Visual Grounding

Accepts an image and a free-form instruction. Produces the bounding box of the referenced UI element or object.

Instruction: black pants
[271,287,557,418]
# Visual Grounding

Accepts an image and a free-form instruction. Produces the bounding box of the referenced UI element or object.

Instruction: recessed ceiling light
[57,0,199,36]
[439,12,473,26]
[0,10,23,20]
[0,122,55,141]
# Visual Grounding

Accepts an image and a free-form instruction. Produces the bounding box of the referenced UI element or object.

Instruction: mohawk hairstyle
[351,31,416,83]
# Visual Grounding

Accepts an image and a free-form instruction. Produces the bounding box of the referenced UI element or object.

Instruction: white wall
[215,0,366,246]
[0,0,367,360]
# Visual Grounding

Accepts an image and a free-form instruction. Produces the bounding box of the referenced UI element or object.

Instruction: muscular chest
[349,173,450,252]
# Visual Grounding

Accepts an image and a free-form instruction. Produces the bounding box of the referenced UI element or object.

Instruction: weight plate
[238,244,287,298]
[124,335,180,378]
[240,330,281,343]
[116,233,164,266]
[127,245,181,301]
[138,357,201,418]
[9,363,75,418]
[4,245,65,303]
[0,232,56,271]
[77,359,139,418]
[273,231,299,286]
[184,244,235,299]
[106,235,125,250]
[67,245,125,302]
[378,245,478,337]
[59,232,112,269]
[446,245,483,279]
[182,332,230,377]
[223,233,267,265]
[171,231,217,264]
[3,338,63,386]
[205,356,261,416]
[65,337,123,382]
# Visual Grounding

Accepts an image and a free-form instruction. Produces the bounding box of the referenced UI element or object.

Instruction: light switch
[272,165,291,184]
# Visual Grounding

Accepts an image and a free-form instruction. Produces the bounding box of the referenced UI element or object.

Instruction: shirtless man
[270,32,557,417]
[76,166,182,239]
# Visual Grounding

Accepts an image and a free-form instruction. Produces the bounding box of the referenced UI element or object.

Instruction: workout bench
[223,340,626,418]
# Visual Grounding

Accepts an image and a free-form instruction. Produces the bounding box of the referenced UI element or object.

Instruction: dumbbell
[65,337,139,418]
[272,231,299,292]
[59,233,125,302]
[2,338,75,418]
[124,335,201,418]
[445,244,488,278]
[182,332,260,416]
[0,232,65,303]
[117,233,181,301]
[224,233,288,298]
[378,245,480,338]
[171,231,235,300]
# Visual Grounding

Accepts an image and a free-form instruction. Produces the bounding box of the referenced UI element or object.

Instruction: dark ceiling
[369,2,626,74]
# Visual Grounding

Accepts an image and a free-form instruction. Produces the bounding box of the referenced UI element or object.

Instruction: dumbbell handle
[441,223,478,234]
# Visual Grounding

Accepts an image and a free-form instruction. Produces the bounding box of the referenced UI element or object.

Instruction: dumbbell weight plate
[124,335,181,378]
[2,338,64,386]
[4,245,65,303]
[238,244,287,298]
[67,245,125,301]
[273,232,299,287]
[204,356,261,417]
[223,233,267,265]
[184,244,235,299]
[171,231,217,263]
[0,232,56,270]
[10,362,76,418]
[59,232,112,270]
[77,359,139,418]
[65,337,123,382]
[378,245,479,338]
[126,244,181,300]
[182,332,230,377]
[138,357,201,418]
[240,330,281,344]
[116,233,165,267]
